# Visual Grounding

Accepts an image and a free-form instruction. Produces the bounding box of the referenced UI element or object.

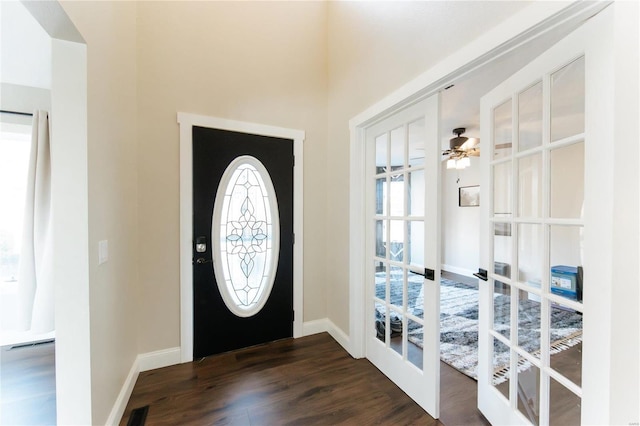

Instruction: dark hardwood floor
[440,362,489,426]
[122,333,442,426]
[439,271,489,426]
[0,341,56,426]
[389,337,489,425]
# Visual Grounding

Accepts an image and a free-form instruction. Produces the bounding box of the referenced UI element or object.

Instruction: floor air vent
[8,339,55,350]
[127,405,149,426]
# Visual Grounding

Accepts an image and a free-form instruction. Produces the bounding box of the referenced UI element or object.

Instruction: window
[0,122,32,310]
[212,155,279,317]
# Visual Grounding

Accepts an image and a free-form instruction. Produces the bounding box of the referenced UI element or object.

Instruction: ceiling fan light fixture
[443,127,479,170]
[449,127,468,150]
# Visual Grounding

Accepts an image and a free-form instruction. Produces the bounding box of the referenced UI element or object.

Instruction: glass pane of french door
[373,119,425,366]
[485,56,585,425]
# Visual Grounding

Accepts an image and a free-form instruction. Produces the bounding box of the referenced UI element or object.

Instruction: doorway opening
[0,2,58,423]
[0,114,56,426]
[350,3,607,422]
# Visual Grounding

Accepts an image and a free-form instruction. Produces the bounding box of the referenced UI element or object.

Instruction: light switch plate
[98,240,108,265]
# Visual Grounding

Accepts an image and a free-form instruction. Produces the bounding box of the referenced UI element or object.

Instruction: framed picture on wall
[459,185,480,207]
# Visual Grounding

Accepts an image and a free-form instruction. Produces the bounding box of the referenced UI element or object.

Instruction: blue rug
[376,276,583,382]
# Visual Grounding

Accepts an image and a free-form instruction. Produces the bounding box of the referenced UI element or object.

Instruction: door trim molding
[177,113,305,363]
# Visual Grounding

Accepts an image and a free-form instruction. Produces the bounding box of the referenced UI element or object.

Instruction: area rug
[375,276,583,382]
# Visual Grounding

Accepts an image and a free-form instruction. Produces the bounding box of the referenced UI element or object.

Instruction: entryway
[178,113,305,363]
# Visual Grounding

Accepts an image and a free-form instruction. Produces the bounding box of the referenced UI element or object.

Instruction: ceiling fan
[442,127,479,169]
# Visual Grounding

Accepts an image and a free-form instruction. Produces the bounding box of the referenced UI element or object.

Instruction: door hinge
[292,232,295,245]
[293,155,295,167]
[292,310,295,321]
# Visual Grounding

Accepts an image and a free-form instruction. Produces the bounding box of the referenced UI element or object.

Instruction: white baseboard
[303,318,351,355]
[302,318,329,336]
[326,320,350,353]
[138,347,181,372]
[441,264,475,278]
[105,359,139,426]
[106,347,182,425]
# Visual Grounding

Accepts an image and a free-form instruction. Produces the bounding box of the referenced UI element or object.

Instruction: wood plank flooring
[122,333,442,426]
[122,271,493,426]
[439,271,489,426]
[0,341,57,426]
[440,362,489,426]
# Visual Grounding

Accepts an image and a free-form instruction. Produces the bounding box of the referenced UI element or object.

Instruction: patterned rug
[375,276,583,382]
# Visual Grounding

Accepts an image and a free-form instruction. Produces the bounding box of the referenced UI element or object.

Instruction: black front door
[192,126,294,359]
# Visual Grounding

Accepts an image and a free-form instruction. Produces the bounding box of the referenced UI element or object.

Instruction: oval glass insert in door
[212,155,280,317]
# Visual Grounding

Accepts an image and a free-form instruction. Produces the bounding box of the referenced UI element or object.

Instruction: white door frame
[178,113,305,363]
[348,0,609,360]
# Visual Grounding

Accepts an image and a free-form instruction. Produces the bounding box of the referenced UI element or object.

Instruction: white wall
[441,157,480,276]
[50,38,91,425]
[55,2,140,424]
[609,2,639,422]
[0,1,51,89]
[0,83,50,117]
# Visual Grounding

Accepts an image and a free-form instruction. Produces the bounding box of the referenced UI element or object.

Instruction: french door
[478,7,612,424]
[365,94,440,417]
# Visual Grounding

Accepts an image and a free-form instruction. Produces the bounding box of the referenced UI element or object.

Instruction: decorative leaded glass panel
[212,156,279,317]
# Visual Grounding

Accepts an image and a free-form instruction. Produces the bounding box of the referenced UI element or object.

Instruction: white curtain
[17,110,54,333]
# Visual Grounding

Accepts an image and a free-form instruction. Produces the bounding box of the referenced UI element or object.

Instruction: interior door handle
[409,268,435,281]
[473,268,488,281]
[194,257,213,265]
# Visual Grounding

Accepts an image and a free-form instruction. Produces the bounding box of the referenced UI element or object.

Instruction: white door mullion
[403,120,410,362]
[545,366,582,397]
[539,69,552,425]
[508,91,519,411]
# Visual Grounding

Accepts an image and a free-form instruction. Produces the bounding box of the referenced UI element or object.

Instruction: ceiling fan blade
[459,137,479,151]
